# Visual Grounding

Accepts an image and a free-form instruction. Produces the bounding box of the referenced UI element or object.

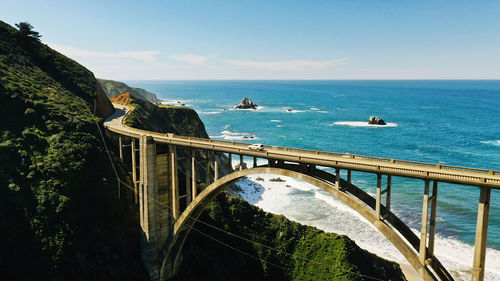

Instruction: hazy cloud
[224,58,348,71]
[47,42,160,62]
[169,54,208,65]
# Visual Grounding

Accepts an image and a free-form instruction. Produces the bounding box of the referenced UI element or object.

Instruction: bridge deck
[104,105,500,189]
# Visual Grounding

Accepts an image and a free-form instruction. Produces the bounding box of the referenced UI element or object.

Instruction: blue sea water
[129,80,500,279]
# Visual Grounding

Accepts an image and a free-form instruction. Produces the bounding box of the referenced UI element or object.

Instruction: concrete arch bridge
[104,106,499,281]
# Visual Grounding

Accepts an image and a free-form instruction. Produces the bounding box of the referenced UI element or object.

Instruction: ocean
[129,80,500,280]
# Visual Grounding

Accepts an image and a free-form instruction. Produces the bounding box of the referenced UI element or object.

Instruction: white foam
[310,107,321,111]
[277,125,284,127]
[160,98,194,105]
[213,130,260,141]
[200,111,222,115]
[313,191,370,224]
[234,176,500,281]
[235,177,405,262]
[270,120,282,123]
[318,111,328,113]
[333,121,398,127]
[481,140,500,146]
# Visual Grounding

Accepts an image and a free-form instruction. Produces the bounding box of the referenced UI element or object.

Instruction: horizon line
[113,78,500,82]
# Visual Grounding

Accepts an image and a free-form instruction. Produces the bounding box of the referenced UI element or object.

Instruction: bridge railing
[168,134,500,177]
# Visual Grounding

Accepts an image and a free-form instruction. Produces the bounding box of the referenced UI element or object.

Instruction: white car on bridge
[248,144,264,151]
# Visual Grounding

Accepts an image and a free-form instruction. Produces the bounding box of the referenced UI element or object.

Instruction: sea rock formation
[368,116,387,125]
[234,97,258,109]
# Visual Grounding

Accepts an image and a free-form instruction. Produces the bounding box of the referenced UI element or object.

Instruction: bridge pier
[376,174,382,219]
[185,148,192,204]
[139,135,161,280]
[215,152,219,180]
[191,149,197,198]
[472,187,491,281]
[206,150,211,185]
[335,168,340,189]
[428,181,438,256]
[169,145,179,220]
[136,138,184,281]
[386,175,392,212]
[419,180,431,267]
[119,135,123,162]
[418,179,440,279]
[131,139,138,204]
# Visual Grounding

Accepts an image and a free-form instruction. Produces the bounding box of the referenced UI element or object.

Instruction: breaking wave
[481,140,500,146]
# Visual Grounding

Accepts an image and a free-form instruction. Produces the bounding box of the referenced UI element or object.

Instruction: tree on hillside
[15,22,41,40]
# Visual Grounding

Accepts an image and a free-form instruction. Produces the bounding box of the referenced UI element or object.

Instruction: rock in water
[235,97,258,109]
[368,116,387,125]
[269,177,286,182]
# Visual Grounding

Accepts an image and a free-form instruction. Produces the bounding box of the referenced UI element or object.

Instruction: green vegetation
[0,21,146,280]
[15,22,41,40]
[174,194,406,281]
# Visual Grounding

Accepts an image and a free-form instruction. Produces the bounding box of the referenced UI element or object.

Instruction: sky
[2,0,500,80]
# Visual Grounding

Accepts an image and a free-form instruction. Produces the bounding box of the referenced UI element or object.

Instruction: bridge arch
[159,166,450,281]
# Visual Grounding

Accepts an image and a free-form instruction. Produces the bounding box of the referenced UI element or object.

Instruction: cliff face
[98,78,159,104]
[120,95,406,281]
[0,21,146,281]
[124,97,209,138]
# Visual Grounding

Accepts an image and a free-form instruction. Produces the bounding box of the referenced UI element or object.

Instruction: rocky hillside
[114,92,233,182]
[119,94,406,281]
[98,78,159,104]
[0,21,147,281]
